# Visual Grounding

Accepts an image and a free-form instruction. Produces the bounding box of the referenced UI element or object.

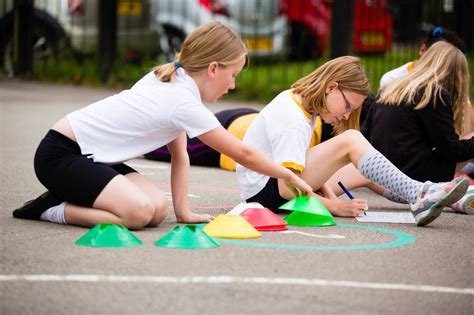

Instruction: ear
[325,81,338,94]
[207,62,219,78]
[419,44,427,56]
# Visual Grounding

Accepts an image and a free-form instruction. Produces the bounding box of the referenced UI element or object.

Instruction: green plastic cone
[279,195,333,217]
[284,211,336,227]
[75,223,143,247]
[155,225,219,249]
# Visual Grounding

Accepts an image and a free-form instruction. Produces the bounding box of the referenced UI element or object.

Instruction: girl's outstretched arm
[167,133,214,223]
[198,126,313,196]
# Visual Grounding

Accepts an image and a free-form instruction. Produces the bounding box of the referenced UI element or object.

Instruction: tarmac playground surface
[1,80,473,314]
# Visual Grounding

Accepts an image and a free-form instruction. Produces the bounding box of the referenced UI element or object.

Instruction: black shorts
[246,177,289,213]
[34,130,136,207]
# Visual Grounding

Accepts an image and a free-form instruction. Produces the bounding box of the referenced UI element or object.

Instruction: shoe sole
[415,178,469,226]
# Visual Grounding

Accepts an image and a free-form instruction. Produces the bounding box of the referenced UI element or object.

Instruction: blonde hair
[154,21,248,82]
[378,41,470,135]
[292,56,370,134]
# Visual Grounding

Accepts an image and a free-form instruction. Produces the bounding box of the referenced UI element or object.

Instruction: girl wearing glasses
[236,56,468,226]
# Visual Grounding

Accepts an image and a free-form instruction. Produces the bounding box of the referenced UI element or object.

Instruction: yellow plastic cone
[203,214,261,239]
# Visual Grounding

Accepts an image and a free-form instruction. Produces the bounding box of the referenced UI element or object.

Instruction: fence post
[98,0,118,83]
[330,0,355,58]
[454,0,473,53]
[12,0,34,77]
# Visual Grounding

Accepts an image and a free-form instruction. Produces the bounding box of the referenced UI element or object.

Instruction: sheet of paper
[355,211,416,224]
[227,202,264,215]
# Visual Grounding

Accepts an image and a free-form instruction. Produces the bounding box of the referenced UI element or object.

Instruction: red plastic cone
[241,208,287,231]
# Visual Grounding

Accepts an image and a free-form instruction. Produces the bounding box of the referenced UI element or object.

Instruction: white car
[223,0,287,56]
[1,0,159,75]
[152,0,287,58]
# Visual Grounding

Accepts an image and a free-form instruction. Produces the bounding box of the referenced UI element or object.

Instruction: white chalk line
[126,163,168,170]
[0,275,472,295]
[280,230,345,239]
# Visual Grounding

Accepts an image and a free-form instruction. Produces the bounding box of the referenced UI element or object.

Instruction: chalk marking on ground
[280,230,345,239]
[0,275,472,295]
[126,163,168,170]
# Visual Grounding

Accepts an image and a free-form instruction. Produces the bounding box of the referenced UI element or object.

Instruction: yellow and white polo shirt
[236,89,316,200]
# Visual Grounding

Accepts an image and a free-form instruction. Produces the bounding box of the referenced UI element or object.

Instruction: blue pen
[338,181,366,215]
[338,181,354,199]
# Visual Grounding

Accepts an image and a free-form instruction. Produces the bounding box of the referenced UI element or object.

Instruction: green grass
[10,50,474,104]
[233,50,422,103]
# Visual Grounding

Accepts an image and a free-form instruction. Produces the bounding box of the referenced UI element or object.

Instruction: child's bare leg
[301,130,372,189]
[326,163,404,202]
[325,163,372,194]
[65,173,167,229]
[123,172,168,227]
[302,129,422,204]
[301,130,469,226]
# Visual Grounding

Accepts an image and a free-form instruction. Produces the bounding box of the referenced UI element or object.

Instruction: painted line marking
[164,192,200,199]
[280,230,345,239]
[126,163,168,170]
[218,224,417,251]
[0,275,472,295]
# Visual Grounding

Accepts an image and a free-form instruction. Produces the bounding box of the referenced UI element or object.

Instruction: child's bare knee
[148,198,168,227]
[341,129,363,141]
[340,130,369,149]
[122,198,155,230]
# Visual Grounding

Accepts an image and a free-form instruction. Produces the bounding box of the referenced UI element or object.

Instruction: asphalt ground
[1,80,473,315]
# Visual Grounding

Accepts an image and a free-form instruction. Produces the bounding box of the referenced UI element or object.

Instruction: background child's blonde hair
[154,21,248,83]
[378,41,470,135]
[291,56,370,134]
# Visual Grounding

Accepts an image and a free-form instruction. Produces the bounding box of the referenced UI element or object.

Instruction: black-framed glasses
[338,87,354,113]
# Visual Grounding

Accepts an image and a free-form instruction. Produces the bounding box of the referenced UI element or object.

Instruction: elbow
[171,152,190,166]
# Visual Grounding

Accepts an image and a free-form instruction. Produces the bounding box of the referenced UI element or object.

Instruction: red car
[280,0,393,60]
[352,0,393,53]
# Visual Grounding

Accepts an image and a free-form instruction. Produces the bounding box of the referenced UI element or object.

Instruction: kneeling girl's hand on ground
[176,212,215,224]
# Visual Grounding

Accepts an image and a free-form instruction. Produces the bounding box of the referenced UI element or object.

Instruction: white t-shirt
[67,68,220,164]
[379,61,414,89]
[236,89,316,200]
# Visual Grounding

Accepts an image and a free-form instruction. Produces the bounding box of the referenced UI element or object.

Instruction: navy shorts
[246,177,289,213]
[34,129,136,207]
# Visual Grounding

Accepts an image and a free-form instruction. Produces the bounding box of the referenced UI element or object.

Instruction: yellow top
[220,113,259,171]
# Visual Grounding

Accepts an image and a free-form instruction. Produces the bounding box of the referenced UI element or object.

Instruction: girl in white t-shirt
[12,21,313,230]
[236,56,468,226]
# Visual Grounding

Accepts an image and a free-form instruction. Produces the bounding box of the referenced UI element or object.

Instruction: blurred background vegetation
[2,0,473,104]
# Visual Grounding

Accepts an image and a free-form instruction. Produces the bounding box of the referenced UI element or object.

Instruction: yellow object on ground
[203,214,261,239]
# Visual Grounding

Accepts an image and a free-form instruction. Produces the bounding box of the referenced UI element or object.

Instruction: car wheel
[159,25,185,60]
[0,9,66,77]
[287,22,320,61]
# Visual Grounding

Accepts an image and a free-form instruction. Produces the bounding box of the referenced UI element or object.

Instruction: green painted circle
[216,224,416,251]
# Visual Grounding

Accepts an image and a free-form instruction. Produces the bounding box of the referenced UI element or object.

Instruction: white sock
[40,202,68,224]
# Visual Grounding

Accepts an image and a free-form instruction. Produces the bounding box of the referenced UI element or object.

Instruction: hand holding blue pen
[338,181,366,215]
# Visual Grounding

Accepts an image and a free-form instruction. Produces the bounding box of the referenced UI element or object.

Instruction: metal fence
[1,0,472,99]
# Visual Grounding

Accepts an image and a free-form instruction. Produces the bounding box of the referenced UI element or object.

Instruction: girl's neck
[293,92,315,115]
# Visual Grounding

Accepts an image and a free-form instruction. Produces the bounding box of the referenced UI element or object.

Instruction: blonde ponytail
[154,21,248,83]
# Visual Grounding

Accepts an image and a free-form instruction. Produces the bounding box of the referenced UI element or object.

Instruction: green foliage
[16,50,474,104]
